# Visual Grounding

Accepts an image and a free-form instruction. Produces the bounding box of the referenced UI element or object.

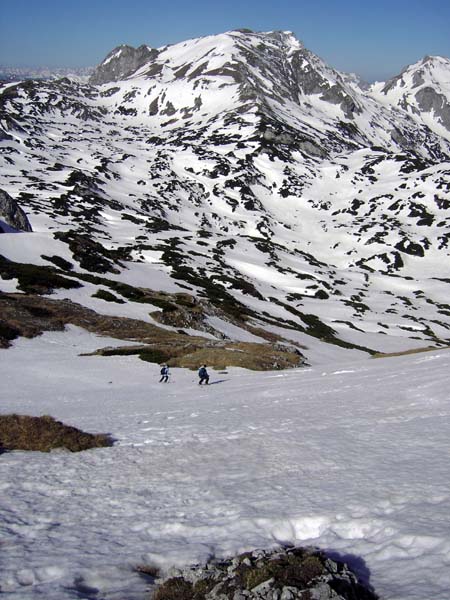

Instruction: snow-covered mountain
[1,30,450,362]
[0,65,93,82]
[370,55,450,141]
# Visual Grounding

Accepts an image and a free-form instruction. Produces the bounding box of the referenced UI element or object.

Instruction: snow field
[1,327,450,599]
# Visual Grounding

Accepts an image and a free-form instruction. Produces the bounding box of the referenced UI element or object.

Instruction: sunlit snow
[1,328,450,600]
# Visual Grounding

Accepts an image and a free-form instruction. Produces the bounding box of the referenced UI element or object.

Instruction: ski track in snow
[1,327,450,599]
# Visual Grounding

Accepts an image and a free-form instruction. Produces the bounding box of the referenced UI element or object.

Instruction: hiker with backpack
[198,365,209,385]
[159,364,169,383]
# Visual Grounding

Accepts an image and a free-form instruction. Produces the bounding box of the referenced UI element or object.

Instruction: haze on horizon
[1,0,449,83]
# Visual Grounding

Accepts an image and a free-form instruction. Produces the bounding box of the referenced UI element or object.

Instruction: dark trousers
[159,375,169,383]
[199,376,209,385]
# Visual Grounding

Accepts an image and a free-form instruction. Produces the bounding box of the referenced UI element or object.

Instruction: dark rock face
[89,44,159,84]
[415,87,450,130]
[151,546,378,600]
[0,189,32,233]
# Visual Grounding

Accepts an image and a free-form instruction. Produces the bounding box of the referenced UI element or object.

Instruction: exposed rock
[150,546,378,599]
[89,44,159,84]
[415,87,450,130]
[0,189,32,233]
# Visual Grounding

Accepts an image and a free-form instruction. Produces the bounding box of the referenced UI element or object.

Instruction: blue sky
[1,0,449,81]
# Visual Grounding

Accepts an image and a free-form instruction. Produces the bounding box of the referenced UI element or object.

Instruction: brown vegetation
[171,342,304,370]
[0,256,309,369]
[90,340,303,371]
[0,414,113,453]
[372,346,449,359]
[152,577,195,600]
[0,292,305,370]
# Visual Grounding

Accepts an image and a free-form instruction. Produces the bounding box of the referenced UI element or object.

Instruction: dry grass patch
[96,341,304,371]
[152,577,195,600]
[0,292,306,371]
[0,292,202,348]
[0,414,114,453]
[372,346,449,359]
[174,342,304,370]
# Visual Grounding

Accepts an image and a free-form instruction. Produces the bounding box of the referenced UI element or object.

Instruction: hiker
[159,364,169,383]
[198,365,209,385]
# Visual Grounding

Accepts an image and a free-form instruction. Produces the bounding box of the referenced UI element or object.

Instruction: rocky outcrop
[415,87,450,130]
[151,545,378,599]
[89,44,159,84]
[0,189,32,233]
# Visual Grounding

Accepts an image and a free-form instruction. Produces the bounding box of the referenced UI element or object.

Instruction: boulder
[0,189,32,233]
[151,546,378,600]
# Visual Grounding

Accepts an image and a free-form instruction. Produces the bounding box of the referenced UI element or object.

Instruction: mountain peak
[89,44,158,85]
[420,54,449,66]
[89,28,365,134]
[370,53,450,139]
[380,54,450,90]
[90,30,306,86]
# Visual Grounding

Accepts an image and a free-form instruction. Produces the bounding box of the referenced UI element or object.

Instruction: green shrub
[97,347,143,357]
[96,346,172,365]
[138,348,172,364]
[54,230,126,274]
[107,281,154,303]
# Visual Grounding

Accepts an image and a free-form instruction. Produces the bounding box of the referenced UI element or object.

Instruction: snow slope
[1,327,450,599]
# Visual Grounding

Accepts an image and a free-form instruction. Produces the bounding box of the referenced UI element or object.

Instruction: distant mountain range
[0,65,94,82]
[1,30,449,364]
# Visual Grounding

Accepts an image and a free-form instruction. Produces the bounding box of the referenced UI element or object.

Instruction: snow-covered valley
[1,30,450,357]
